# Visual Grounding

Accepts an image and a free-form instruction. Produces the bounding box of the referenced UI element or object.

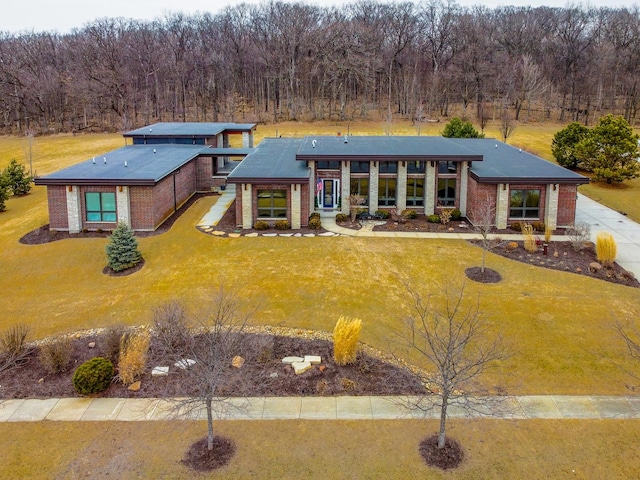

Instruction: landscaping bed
[0,329,425,399]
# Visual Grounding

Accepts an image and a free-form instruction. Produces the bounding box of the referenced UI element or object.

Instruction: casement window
[378,178,396,206]
[257,189,287,218]
[509,189,541,219]
[85,192,116,222]
[350,161,370,173]
[407,161,425,174]
[406,177,424,207]
[438,161,457,174]
[378,161,397,174]
[349,178,369,205]
[437,178,456,206]
[316,161,340,170]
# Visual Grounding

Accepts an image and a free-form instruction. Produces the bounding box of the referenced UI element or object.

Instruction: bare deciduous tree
[616,318,640,384]
[397,284,509,451]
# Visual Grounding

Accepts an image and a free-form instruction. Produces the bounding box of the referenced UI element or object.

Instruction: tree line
[1,1,639,134]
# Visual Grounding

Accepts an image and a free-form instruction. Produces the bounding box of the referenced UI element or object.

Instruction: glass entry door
[321,179,339,209]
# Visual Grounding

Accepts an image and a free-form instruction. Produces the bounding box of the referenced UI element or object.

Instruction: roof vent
[495,144,498,148]
[124,161,128,167]
[103,157,107,164]
[92,157,95,164]
[312,140,317,148]
[149,128,153,132]
[153,149,156,154]
[344,136,348,144]
[519,148,522,153]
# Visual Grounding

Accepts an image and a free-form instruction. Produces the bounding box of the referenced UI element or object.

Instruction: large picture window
[350,178,369,205]
[257,189,287,218]
[378,178,396,206]
[85,192,116,222]
[510,189,540,219]
[437,178,456,206]
[406,178,424,207]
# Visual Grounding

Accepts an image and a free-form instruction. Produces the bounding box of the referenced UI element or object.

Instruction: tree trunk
[438,393,448,449]
[206,397,214,451]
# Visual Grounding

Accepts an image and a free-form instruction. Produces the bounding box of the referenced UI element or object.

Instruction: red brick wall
[130,186,154,230]
[466,179,497,225]
[557,184,578,226]
[300,183,310,225]
[152,160,197,228]
[196,156,213,191]
[47,186,69,230]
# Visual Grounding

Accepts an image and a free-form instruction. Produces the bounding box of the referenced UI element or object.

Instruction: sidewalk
[2,395,639,422]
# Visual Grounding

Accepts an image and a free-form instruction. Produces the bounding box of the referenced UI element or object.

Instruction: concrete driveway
[575,193,640,279]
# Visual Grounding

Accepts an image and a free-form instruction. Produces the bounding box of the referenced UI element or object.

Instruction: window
[350,161,370,173]
[378,161,397,174]
[438,161,457,174]
[378,178,396,206]
[437,178,456,206]
[407,161,425,174]
[257,189,287,218]
[85,192,116,222]
[510,189,540,219]
[350,178,369,205]
[317,161,340,170]
[406,178,424,206]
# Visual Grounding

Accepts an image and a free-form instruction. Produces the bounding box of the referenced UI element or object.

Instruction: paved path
[196,184,236,227]
[575,193,640,279]
[2,395,640,422]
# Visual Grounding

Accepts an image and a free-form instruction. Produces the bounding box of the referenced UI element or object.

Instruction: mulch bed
[479,240,639,288]
[0,332,425,399]
[465,267,502,284]
[182,436,236,472]
[102,258,145,276]
[419,435,464,470]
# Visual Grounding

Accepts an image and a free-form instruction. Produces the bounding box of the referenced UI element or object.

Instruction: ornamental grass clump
[333,316,362,366]
[118,330,150,385]
[596,231,617,267]
[522,223,537,253]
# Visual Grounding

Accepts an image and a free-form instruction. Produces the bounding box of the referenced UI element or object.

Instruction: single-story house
[35,123,588,233]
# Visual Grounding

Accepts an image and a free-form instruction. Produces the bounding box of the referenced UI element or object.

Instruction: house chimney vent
[103,157,107,164]
[312,140,317,148]
[124,161,128,167]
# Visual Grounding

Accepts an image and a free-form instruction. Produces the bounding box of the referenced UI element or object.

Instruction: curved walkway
[2,395,640,422]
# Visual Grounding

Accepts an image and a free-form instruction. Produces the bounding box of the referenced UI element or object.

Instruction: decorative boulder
[232,356,245,368]
[304,355,321,365]
[291,361,312,375]
[281,356,304,364]
[152,366,169,377]
[174,359,196,370]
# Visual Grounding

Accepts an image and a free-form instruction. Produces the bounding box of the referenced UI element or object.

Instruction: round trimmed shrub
[72,357,114,395]
[254,220,269,230]
[401,209,417,219]
[427,214,441,223]
[335,213,348,223]
[450,208,462,220]
[274,219,291,230]
[308,217,322,229]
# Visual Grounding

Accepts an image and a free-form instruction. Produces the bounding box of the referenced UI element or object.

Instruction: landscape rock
[88,342,96,348]
[152,366,169,377]
[319,365,326,372]
[589,262,602,272]
[291,361,312,375]
[232,355,245,368]
[281,356,304,364]
[304,355,321,365]
[38,378,44,383]
[174,358,196,370]
[128,381,141,391]
[269,372,278,378]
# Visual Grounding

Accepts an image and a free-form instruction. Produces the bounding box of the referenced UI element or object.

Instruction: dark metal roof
[227,138,309,184]
[451,139,590,184]
[296,135,484,162]
[123,122,257,138]
[34,145,208,186]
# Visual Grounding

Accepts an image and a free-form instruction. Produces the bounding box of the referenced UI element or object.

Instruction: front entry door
[321,179,339,209]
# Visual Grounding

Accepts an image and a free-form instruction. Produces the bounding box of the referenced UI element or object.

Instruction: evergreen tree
[576,114,640,183]
[551,122,590,169]
[0,184,7,212]
[441,117,484,138]
[106,222,142,272]
[2,159,33,195]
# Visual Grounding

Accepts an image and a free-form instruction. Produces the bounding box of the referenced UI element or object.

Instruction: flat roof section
[227,138,309,184]
[296,136,484,162]
[35,145,208,186]
[458,139,589,184]
[124,122,257,138]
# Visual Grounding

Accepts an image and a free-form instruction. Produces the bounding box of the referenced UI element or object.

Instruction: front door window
[323,179,334,208]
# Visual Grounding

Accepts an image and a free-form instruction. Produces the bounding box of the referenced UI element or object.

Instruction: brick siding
[47,186,69,230]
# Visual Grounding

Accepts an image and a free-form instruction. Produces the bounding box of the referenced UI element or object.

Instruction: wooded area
[1,1,639,134]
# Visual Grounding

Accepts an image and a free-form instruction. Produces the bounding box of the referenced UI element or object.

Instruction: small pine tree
[2,159,33,195]
[441,117,484,138]
[596,232,617,267]
[0,184,7,212]
[333,316,362,365]
[106,222,142,272]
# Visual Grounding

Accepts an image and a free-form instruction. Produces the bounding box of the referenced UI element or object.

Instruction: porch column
[496,184,509,229]
[242,131,254,148]
[66,185,81,233]
[116,186,131,227]
[396,161,407,211]
[369,162,379,213]
[341,161,350,215]
[425,162,436,215]
[241,184,253,229]
[291,184,301,229]
[459,161,468,216]
[309,161,316,213]
[545,183,559,229]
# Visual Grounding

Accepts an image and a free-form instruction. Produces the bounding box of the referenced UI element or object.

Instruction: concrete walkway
[575,193,640,279]
[196,184,236,227]
[2,395,640,422]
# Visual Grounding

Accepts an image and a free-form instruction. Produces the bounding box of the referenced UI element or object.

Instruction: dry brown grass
[1,419,639,479]
[118,330,151,385]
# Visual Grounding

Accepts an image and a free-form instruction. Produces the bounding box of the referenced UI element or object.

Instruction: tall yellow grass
[118,330,150,384]
[333,316,362,365]
[522,223,537,253]
[596,232,617,267]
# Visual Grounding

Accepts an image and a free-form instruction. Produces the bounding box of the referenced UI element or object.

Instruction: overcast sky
[2,0,637,35]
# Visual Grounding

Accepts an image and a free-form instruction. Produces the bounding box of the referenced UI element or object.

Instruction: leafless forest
[1,1,639,134]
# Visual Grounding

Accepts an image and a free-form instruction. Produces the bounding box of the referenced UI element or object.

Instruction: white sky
[2,0,637,35]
